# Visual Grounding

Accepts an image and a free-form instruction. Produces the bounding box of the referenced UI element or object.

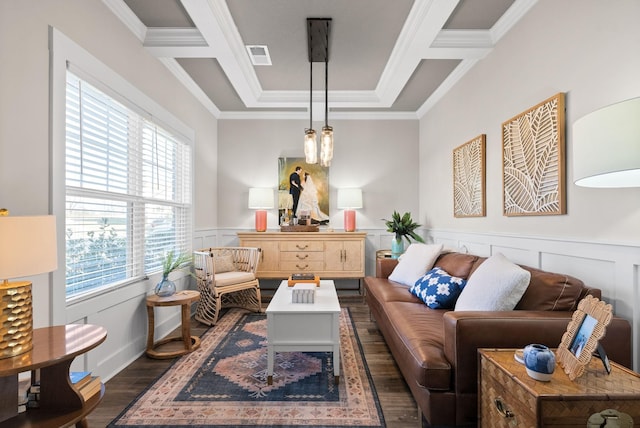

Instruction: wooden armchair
[193,247,262,325]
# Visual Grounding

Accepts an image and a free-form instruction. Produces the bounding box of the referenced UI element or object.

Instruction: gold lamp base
[0,281,33,359]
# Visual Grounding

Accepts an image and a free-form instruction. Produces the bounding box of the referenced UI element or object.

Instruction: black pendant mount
[307,18,331,63]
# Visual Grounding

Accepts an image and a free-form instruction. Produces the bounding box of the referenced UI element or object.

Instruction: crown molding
[219,110,418,120]
[159,58,221,118]
[491,0,538,43]
[416,58,479,118]
[102,0,147,42]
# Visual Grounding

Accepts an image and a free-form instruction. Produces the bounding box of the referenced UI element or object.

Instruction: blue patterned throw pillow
[410,267,467,309]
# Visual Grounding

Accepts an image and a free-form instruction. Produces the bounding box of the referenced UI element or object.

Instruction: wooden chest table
[479,348,640,427]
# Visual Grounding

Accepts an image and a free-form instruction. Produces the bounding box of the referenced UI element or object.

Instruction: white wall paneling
[430,228,640,370]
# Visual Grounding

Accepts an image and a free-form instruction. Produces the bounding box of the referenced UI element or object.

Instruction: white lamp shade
[0,215,58,280]
[337,188,363,209]
[573,97,640,188]
[248,188,275,209]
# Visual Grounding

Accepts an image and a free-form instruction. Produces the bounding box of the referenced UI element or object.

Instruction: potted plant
[383,211,424,258]
[155,250,193,297]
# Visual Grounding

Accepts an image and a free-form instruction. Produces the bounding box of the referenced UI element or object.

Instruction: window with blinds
[65,72,192,298]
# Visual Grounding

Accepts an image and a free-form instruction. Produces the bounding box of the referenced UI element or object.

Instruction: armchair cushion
[213,253,235,273]
[214,271,256,287]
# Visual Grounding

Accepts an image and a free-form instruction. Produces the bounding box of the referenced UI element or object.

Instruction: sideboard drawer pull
[494,397,514,418]
[296,254,309,260]
[296,244,308,250]
[295,263,309,270]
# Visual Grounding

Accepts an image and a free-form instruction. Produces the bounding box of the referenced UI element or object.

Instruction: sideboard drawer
[280,241,323,252]
[280,261,323,272]
[280,252,324,262]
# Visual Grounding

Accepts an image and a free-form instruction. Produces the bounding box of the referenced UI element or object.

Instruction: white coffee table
[266,279,341,385]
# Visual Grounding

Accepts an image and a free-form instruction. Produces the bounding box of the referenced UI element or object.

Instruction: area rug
[109,308,385,427]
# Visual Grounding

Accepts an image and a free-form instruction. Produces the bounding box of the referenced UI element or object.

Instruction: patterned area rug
[109,308,385,427]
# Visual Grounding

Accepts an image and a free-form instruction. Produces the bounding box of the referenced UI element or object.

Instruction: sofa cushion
[410,267,467,309]
[433,252,480,279]
[515,266,585,311]
[366,276,421,304]
[388,243,443,286]
[384,301,451,390]
[455,253,531,311]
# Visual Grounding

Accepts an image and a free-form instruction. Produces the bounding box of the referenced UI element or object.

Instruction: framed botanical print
[502,93,566,216]
[453,134,486,218]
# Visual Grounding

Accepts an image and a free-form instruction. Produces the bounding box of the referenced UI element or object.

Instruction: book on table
[70,371,92,389]
[78,376,102,401]
[288,273,320,287]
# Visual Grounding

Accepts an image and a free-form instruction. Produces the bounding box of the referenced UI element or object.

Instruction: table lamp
[0,213,58,359]
[248,188,274,232]
[573,97,640,187]
[337,188,363,232]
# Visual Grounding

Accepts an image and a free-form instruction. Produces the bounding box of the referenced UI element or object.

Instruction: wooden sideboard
[237,232,366,280]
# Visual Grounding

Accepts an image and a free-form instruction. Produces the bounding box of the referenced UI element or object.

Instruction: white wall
[0,0,217,378]
[217,119,420,231]
[420,0,640,242]
[420,0,640,367]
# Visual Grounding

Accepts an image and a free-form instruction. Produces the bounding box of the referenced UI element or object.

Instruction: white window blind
[65,71,192,298]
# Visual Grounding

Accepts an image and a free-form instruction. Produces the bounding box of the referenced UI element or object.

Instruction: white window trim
[49,27,195,325]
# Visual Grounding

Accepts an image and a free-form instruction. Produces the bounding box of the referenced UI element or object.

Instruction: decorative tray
[280,225,319,232]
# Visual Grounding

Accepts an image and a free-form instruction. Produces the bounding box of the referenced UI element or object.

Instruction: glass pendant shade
[320,126,333,167]
[304,129,318,164]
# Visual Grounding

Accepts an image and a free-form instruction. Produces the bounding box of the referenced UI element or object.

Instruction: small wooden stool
[146,290,201,359]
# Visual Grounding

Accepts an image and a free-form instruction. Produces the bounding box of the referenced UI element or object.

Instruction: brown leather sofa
[364,252,632,427]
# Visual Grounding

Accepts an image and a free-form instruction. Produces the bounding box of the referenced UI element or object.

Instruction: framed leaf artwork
[453,134,486,217]
[502,93,566,216]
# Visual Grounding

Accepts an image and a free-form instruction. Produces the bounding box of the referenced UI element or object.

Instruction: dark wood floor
[86,297,420,427]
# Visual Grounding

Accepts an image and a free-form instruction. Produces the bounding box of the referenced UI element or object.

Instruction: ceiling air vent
[246,45,272,66]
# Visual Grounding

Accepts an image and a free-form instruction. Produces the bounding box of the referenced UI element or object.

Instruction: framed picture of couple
[278,157,330,223]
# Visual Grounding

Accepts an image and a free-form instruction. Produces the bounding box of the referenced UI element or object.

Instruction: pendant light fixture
[304,50,317,164]
[320,26,333,167]
[305,18,332,166]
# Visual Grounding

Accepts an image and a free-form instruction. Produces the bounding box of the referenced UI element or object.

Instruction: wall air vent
[245,45,272,66]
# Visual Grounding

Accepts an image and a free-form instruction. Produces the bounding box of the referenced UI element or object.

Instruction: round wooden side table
[146,289,201,359]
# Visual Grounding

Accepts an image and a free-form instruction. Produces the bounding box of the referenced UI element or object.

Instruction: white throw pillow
[454,253,531,311]
[388,243,443,286]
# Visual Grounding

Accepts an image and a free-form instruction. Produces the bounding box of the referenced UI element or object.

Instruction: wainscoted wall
[196,228,640,370]
[429,229,640,371]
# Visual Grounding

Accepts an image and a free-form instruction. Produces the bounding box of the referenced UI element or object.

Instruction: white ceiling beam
[180,0,263,107]
[144,28,207,47]
[105,0,538,117]
[376,0,460,107]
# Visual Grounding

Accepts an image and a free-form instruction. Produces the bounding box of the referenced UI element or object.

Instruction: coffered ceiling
[104,0,537,119]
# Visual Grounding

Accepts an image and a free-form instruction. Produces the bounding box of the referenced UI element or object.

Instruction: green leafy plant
[162,250,193,278]
[383,211,425,244]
